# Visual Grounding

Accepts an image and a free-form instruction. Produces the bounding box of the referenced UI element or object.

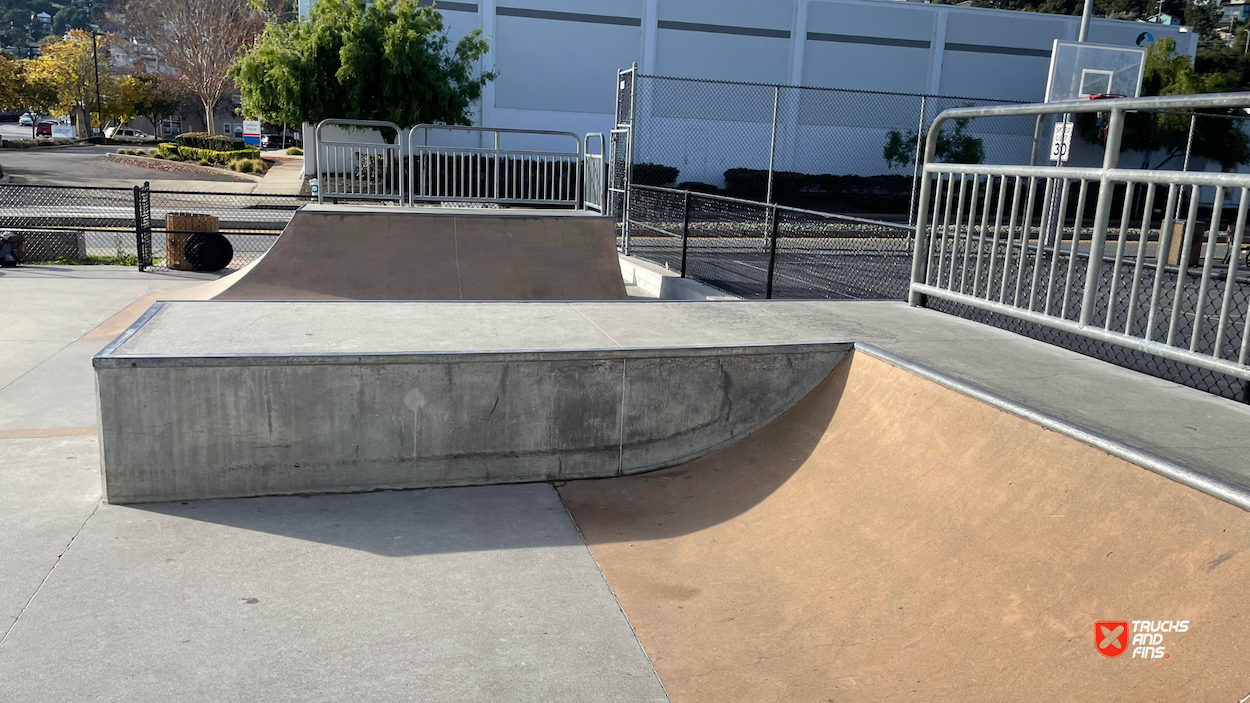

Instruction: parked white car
[18,113,34,127]
[105,126,153,142]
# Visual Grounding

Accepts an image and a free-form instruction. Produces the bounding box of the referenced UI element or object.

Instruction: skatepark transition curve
[211,206,628,301]
[558,350,1250,702]
[81,205,628,341]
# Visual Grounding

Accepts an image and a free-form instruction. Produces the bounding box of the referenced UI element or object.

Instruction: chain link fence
[626,74,1037,224]
[0,184,308,271]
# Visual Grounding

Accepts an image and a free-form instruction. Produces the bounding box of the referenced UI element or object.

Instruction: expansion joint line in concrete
[0,501,100,649]
[554,489,672,702]
[567,305,629,476]
[452,218,463,300]
[0,337,79,396]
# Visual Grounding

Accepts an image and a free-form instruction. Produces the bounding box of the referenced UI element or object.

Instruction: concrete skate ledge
[95,302,849,503]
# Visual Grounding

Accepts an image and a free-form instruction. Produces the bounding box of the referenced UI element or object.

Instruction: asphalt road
[0,144,253,191]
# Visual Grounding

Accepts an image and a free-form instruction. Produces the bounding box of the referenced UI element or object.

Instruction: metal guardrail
[909,93,1250,382]
[584,133,606,213]
[314,119,404,204]
[408,125,582,207]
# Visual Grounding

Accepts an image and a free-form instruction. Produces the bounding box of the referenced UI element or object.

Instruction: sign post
[1050,122,1074,162]
[243,119,262,147]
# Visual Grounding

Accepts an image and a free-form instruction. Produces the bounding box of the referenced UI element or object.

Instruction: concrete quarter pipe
[558,351,1250,702]
[212,205,628,301]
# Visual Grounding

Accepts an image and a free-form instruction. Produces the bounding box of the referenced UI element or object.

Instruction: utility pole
[90,3,102,137]
[91,29,102,137]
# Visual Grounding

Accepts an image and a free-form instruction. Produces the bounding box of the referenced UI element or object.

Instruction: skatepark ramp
[559,349,1250,702]
[204,205,627,301]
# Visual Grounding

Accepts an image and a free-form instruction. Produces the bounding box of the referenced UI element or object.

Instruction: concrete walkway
[0,266,667,702]
[254,158,305,195]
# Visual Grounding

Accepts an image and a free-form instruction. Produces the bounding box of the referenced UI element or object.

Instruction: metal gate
[584,133,606,213]
[613,64,637,252]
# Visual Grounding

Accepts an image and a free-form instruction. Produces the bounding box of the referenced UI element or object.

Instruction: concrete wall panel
[96,341,849,503]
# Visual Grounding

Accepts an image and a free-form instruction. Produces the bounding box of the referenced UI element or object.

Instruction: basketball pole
[1078,0,1093,42]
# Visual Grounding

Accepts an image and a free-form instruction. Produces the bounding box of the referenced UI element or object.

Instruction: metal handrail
[909,93,1250,382]
[406,125,582,207]
[314,119,404,204]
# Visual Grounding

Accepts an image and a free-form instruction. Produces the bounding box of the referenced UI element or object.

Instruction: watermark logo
[1096,621,1129,658]
[1096,620,1190,659]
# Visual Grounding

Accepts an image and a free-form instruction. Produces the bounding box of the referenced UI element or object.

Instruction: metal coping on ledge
[94,305,852,366]
[855,342,1250,514]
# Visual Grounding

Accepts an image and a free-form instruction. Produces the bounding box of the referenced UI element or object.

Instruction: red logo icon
[1096,621,1129,657]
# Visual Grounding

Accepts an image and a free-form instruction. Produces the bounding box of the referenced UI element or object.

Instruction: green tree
[883,115,986,169]
[23,30,119,134]
[51,4,91,35]
[230,0,494,131]
[1077,37,1250,169]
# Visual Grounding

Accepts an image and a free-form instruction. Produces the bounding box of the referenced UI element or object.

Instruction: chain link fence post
[908,95,927,229]
[622,63,638,255]
[764,204,780,299]
[680,190,691,278]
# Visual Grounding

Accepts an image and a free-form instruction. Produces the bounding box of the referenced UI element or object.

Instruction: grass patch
[27,253,139,266]
[286,147,303,156]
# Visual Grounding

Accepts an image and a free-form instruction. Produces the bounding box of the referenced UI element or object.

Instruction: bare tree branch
[120,0,263,133]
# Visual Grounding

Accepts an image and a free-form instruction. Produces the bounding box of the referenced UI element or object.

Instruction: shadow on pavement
[129,482,584,557]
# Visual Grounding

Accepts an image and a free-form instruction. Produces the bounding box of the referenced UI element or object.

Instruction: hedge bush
[286,147,303,156]
[174,132,247,151]
[722,168,914,214]
[632,163,679,186]
[229,158,265,174]
[158,141,259,164]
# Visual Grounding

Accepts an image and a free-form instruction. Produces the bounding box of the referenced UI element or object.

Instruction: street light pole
[91,29,102,137]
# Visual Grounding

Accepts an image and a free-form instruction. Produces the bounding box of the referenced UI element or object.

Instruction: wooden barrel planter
[166,213,233,272]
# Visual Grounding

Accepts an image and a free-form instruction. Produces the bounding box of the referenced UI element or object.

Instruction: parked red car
[34,120,57,137]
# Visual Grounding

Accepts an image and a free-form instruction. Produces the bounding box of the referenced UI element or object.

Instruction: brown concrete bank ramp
[212,205,628,301]
[558,351,1250,702]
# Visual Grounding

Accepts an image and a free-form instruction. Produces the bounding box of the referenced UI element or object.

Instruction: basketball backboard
[1044,40,1146,103]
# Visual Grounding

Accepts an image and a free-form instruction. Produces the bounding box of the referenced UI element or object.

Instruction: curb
[106,152,263,183]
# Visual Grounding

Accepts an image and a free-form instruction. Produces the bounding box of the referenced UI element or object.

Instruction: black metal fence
[0,183,308,272]
[625,184,913,300]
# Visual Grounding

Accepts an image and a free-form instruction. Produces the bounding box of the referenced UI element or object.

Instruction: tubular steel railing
[584,133,606,213]
[910,93,1250,382]
[407,125,582,207]
[314,119,405,204]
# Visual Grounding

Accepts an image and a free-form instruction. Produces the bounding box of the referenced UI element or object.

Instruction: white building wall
[300,0,1198,177]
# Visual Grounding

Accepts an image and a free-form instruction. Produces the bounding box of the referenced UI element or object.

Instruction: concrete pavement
[0,266,668,702]
[0,145,255,191]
